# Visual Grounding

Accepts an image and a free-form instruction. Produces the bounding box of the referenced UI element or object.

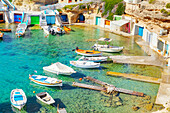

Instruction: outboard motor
[76,47,79,50]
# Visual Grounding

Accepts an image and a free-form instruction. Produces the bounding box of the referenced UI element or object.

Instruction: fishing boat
[98,37,112,42]
[29,74,62,86]
[63,26,71,31]
[57,104,67,113]
[43,62,76,75]
[10,89,27,111]
[78,56,108,62]
[92,43,124,53]
[0,31,4,38]
[50,26,65,35]
[15,27,25,37]
[0,29,11,32]
[75,47,102,56]
[36,92,55,105]
[70,61,100,68]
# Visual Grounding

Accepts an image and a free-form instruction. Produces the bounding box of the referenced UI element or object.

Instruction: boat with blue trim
[10,89,27,111]
[29,74,62,86]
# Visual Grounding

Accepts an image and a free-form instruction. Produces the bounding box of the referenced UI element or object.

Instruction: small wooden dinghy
[36,92,55,105]
[29,74,62,86]
[57,104,67,113]
[43,62,76,75]
[75,47,102,56]
[98,37,112,42]
[70,61,100,68]
[78,56,107,62]
[10,89,27,111]
[92,43,124,53]
[0,29,11,32]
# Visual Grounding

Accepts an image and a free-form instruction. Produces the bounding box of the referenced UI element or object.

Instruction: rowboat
[64,26,71,31]
[70,61,100,68]
[36,92,55,105]
[50,26,65,35]
[42,26,50,35]
[15,27,25,37]
[29,74,62,86]
[43,62,76,75]
[92,43,124,53]
[0,29,11,32]
[98,37,112,42]
[10,89,27,111]
[78,56,108,62]
[75,47,102,56]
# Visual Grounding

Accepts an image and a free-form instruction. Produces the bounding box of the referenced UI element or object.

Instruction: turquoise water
[0,24,162,113]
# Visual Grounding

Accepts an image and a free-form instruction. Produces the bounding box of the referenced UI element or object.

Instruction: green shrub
[160,9,166,13]
[149,0,155,4]
[57,9,62,12]
[106,13,114,20]
[97,7,100,14]
[168,12,170,15]
[166,3,170,8]
[114,3,125,15]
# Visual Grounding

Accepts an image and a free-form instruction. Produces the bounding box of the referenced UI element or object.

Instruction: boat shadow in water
[52,98,66,109]
[71,72,86,79]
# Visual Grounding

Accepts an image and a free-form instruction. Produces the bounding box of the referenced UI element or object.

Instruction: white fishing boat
[50,26,65,35]
[98,37,112,42]
[92,43,124,53]
[10,89,27,111]
[36,92,55,105]
[29,74,62,86]
[78,56,108,62]
[70,61,100,68]
[43,62,76,75]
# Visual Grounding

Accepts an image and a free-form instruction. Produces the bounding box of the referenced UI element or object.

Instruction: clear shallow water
[0,24,162,113]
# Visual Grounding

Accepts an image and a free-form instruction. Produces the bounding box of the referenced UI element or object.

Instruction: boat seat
[43,97,51,101]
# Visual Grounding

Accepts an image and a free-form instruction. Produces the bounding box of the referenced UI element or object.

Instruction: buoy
[33,91,35,93]
[79,78,82,81]
[45,36,47,38]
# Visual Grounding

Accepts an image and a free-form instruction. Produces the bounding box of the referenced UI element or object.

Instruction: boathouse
[44,10,56,25]
[28,12,41,25]
[114,15,122,21]
[104,19,111,29]
[76,13,85,23]
[14,12,23,23]
[111,19,130,33]
[58,0,84,3]
[95,16,101,26]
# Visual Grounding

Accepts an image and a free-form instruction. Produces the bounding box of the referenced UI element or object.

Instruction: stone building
[58,0,83,4]
[32,0,58,5]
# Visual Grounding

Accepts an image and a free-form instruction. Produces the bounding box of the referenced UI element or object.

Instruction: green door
[96,17,101,25]
[31,16,39,25]
[115,17,122,21]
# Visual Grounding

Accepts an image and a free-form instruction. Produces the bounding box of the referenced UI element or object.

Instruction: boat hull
[29,77,62,86]
[70,61,100,68]
[43,67,74,75]
[95,47,124,52]
[76,51,102,56]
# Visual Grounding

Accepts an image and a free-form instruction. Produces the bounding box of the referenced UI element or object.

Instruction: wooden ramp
[109,56,164,67]
[107,71,161,84]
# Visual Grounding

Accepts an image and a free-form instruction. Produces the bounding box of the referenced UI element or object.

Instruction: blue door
[46,16,55,25]
[166,44,169,55]
[14,14,22,23]
[138,27,144,36]
[96,17,101,25]
[79,14,85,23]
[61,15,67,22]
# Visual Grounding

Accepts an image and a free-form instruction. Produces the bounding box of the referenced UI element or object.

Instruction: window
[157,40,164,51]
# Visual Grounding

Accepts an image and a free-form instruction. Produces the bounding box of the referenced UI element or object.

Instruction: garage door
[96,17,101,25]
[14,13,22,23]
[31,16,39,25]
[138,27,144,36]
[46,16,55,25]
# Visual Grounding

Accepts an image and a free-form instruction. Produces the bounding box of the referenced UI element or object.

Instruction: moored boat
[92,43,124,53]
[29,74,62,86]
[0,31,4,38]
[70,61,100,68]
[36,92,55,105]
[50,26,65,35]
[98,37,112,42]
[42,26,50,35]
[78,56,108,62]
[10,89,27,111]
[43,62,76,75]
[15,27,25,37]
[0,29,11,32]
[75,47,102,56]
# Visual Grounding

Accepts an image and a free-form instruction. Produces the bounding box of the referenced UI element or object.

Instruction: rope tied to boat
[106,86,116,93]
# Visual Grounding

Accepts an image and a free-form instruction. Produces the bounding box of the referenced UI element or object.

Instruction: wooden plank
[72,82,106,91]
[84,76,114,87]
[107,71,161,84]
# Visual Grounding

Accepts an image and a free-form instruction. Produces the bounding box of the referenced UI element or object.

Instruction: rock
[144,103,153,111]
[116,101,123,106]
[112,97,120,102]
[143,95,151,100]
[104,103,111,107]
[132,106,139,111]
[167,107,170,112]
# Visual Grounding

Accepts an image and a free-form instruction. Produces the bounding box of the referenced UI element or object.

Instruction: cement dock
[107,71,161,84]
